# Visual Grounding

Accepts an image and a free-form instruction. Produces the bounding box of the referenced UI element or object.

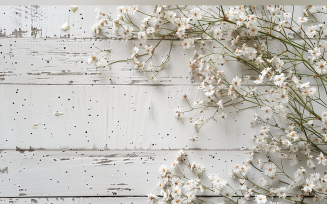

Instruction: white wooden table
[0,5,324,204]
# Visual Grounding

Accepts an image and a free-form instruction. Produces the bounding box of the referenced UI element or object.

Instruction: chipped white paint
[0,197,224,204]
[0,84,255,150]
[0,150,249,197]
[0,5,326,203]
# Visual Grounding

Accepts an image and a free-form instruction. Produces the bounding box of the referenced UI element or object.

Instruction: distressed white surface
[0,5,327,203]
[0,197,223,204]
[0,84,255,150]
[0,150,249,197]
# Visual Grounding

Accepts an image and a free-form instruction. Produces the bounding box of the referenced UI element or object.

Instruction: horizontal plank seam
[0,196,314,198]
[0,149,251,152]
[0,83,323,86]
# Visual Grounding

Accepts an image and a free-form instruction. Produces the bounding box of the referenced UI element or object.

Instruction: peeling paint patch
[0,167,8,174]
[15,146,35,153]
[107,188,132,191]
[31,26,42,37]
[94,159,113,165]
[31,199,38,203]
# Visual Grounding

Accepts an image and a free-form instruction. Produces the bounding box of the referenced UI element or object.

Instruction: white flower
[138,31,147,42]
[131,47,139,58]
[232,76,242,87]
[319,40,327,50]
[264,163,276,177]
[307,25,318,38]
[248,24,260,36]
[254,75,264,84]
[171,186,182,197]
[87,54,97,65]
[171,160,178,168]
[193,99,204,106]
[316,152,327,166]
[194,116,206,126]
[191,162,205,176]
[174,108,182,119]
[96,57,107,68]
[210,174,227,189]
[61,22,70,31]
[146,27,155,35]
[260,178,267,186]
[150,74,158,82]
[284,12,291,19]
[255,195,267,204]
[176,27,185,38]
[314,59,327,74]
[147,194,159,203]
[139,23,146,31]
[159,165,168,176]
[189,7,202,20]
[176,150,186,160]
[302,179,314,193]
[217,100,224,109]
[308,47,321,62]
[273,73,285,86]
[95,8,103,19]
[262,106,272,119]
[112,19,120,31]
[276,187,287,198]
[298,16,308,24]
[256,55,264,63]
[218,112,227,121]
[166,10,177,23]
[124,26,134,38]
[122,6,132,15]
[204,84,215,96]
[181,38,195,49]
[131,5,139,15]
[183,179,198,192]
[91,22,104,35]
[307,159,315,168]
[171,197,183,204]
[214,28,223,40]
[171,177,184,187]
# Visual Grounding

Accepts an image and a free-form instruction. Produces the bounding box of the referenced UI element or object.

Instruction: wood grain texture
[0,38,248,85]
[0,84,255,150]
[0,38,322,85]
[0,150,249,197]
[1,5,327,202]
[0,197,223,204]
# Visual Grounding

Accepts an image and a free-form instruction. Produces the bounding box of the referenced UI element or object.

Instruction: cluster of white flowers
[86,5,327,203]
[147,150,210,203]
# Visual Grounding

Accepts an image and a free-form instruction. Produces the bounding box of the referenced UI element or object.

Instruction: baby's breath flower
[255,195,267,204]
[147,194,159,203]
[61,22,70,31]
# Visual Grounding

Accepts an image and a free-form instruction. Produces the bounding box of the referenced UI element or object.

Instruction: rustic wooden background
[0,5,325,204]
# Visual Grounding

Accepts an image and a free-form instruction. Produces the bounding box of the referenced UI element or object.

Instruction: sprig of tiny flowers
[147,150,236,204]
[86,5,327,203]
[148,149,327,204]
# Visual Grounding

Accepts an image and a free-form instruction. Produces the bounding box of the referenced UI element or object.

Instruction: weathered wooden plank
[0,37,323,85]
[0,150,250,197]
[0,6,110,39]
[0,197,319,204]
[0,84,255,150]
[0,37,249,85]
[0,197,223,204]
[0,5,326,39]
